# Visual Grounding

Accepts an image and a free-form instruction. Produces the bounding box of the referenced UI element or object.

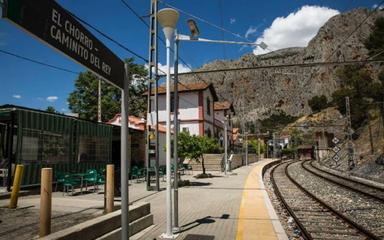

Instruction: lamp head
[158,8,179,40]
[187,19,199,39]
[259,41,268,50]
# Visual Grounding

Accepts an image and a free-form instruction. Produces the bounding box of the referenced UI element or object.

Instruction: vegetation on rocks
[308,95,328,113]
[260,110,298,132]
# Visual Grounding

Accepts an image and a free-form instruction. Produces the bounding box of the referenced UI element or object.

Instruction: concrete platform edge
[259,160,289,240]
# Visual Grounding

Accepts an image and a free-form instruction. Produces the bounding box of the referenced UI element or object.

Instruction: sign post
[2,0,130,238]
[2,0,125,88]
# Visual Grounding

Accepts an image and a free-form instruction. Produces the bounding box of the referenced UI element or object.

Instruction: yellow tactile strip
[236,161,279,240]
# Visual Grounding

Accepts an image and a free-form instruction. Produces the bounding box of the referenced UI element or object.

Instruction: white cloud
[245,26,258,39]
[12,94,21,99]
[46,96,58,102]
[252,5,339,55]
[159,63,192,74]
[230,18,236,24]
[373,4,384,10]
[146,63,192,75]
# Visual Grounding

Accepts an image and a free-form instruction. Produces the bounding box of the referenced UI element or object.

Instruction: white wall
[178,92,199,120]
[149,92,199,124]
[158,132,166,166]
[179,122,200,136]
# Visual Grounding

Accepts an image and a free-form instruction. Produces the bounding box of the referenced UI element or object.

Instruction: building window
[171,95,174,112]
[182,127,189,133]
[205,128,212,137]
[206,97,211,115]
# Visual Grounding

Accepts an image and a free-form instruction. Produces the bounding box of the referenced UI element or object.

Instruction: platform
[0,159,287,240]
[135,159,288,240]
[236,159,287,240]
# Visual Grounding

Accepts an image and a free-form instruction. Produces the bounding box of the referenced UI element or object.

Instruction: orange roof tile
[214,101,235,113]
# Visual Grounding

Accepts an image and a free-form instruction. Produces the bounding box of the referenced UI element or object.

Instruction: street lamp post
[156,13,267,236]
[158,8,179,239]
[172,29,180,231]
[224,117,228,175]
[121,63,130,240]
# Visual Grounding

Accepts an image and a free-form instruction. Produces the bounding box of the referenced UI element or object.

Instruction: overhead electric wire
[65,9,149,63]
[158,0,247,42]
[0,49,80,75]
[120,0,150,28]
[326,0,384,62]
[162,58,384,77]
[119,0,228,102]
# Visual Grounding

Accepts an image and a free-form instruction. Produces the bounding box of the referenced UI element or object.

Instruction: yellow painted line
[236,161,278,240]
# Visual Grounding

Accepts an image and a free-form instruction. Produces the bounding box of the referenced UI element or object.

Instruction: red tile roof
[107,114,168,133]
[214,101,235,113]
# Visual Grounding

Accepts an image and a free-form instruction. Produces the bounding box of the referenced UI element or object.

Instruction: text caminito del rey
[50,8,112,76]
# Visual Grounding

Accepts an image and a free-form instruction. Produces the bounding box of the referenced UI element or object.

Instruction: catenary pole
[121,63,130,239]
[345,97,355,169]
[154,0,160,192]
[147,0,160,191]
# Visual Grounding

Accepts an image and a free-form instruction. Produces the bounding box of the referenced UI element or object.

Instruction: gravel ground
[263,162,304,240]
[313,160,384,190]
[288,161,384,239]
[306,160,384,201]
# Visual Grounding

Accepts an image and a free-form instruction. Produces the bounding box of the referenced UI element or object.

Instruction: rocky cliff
[180,8,384,120]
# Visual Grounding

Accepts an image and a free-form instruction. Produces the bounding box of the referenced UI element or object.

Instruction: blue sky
[0,0,380,114]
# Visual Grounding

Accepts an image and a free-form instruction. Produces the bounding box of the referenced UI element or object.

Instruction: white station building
[147,82,234,144]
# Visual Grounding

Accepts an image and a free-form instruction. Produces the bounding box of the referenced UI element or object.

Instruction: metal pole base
[159,233,179,239]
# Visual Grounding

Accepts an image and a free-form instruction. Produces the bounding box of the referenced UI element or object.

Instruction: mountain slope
[180,8,384,120]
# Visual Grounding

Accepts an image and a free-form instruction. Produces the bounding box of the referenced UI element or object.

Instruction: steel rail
[286,161,380,240]
[270,160,312,240]
[305,160,384,203]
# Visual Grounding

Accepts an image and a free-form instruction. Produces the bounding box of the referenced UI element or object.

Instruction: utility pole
[255,120,260,161]
[146,0,160,191]
[273,132,276,159]
[345,97,355,169]
[97,79,101,123]
[245,131,248,166]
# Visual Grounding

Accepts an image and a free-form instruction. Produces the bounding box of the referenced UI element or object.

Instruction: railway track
[270,161,380,240]
[306,160,384,202]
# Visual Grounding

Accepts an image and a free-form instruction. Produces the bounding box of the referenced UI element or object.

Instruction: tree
[249,139,265,154]
[365,17,384,58]
[46,106,57,113]
[260,110,297,132]
[177,132,222,176]
[67,58,147,122]
[308,95,328,113]
[332,66,375,129]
